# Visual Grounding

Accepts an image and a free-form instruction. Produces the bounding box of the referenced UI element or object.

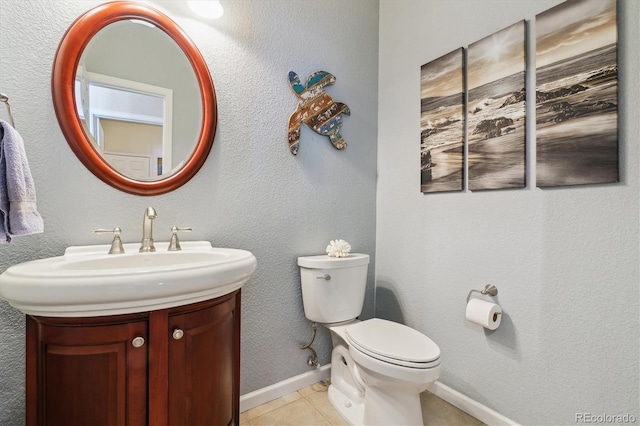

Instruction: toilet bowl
[298,254,441,425]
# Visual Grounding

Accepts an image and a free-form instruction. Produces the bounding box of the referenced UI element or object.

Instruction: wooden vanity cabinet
[26,290,241,426]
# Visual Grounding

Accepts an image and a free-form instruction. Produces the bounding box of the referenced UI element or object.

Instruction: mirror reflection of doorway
[103,152,150,179]
[99,119,163,178]
[74,69,173,178]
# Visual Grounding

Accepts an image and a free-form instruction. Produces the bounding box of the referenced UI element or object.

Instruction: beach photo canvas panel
[467,20,526,191]
[536,0,618,187]
[420,48,465,193]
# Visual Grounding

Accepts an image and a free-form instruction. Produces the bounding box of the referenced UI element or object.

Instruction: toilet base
[328,384,364,425]
[327,343,429,425]
[328,344,365,424]
[329,382,424,426]
[362,384,423,425]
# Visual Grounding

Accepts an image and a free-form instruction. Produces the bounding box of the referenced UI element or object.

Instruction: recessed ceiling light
[188,1,224,19]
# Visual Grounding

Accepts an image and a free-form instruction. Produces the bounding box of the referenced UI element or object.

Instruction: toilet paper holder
[466,284,498,303]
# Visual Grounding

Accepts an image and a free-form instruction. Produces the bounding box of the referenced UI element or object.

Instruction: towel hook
[0,92,15,128]
[466,284,498,304]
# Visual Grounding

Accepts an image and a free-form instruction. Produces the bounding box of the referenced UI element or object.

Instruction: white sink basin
[0,241,257,317]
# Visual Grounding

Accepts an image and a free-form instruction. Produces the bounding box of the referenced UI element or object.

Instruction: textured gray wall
[0,0,378,423]
[377,0,639,424]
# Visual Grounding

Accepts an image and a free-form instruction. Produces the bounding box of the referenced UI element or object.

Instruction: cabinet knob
[131,336,145,348]
[172,328,184,340]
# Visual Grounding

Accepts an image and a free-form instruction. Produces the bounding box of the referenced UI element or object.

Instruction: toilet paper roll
[465,298,502,330]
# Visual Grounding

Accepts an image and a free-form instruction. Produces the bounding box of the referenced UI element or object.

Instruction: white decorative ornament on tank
[326,239,351,258]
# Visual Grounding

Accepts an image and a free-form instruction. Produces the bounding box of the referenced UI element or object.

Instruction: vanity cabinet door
[167,291,240,426]
[26,292,241,426]
[26,314,148,426]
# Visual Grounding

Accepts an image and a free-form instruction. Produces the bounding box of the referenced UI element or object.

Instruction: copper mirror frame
[52,1,217,196]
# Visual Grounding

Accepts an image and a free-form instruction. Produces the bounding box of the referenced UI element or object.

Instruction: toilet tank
[298,253,370,323]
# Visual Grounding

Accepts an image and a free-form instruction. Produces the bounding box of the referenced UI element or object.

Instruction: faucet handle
[93,227,125,254]
[168,226,193,251]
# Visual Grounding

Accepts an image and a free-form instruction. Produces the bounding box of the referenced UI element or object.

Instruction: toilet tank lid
[298,253,370,269]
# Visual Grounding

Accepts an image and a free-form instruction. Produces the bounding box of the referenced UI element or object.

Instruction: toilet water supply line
[299,322,320,368]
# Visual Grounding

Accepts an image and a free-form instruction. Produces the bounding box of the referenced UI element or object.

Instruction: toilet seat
[345,318,440,369]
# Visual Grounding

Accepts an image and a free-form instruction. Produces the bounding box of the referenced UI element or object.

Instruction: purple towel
[0,119,44,243]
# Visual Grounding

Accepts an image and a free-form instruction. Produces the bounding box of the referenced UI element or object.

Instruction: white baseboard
[428,381,520,426]
[240,365,517,425]
[239,364,331,413]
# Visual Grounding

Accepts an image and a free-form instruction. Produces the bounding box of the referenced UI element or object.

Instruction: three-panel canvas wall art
[420,0,618,193]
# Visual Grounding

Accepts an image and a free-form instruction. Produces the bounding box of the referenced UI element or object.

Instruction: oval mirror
[52,1,217,195]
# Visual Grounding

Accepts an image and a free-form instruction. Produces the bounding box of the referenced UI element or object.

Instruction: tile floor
[240,381,485,425]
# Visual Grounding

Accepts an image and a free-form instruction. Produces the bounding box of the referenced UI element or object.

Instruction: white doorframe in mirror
[74,67,173,178]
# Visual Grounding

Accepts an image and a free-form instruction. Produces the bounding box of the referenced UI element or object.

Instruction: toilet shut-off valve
[299,322,320,368]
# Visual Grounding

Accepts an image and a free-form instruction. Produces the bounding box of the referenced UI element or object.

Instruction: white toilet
[298,253,441,426]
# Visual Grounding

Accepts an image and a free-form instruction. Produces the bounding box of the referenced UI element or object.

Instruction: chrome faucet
[139,207,157,252]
